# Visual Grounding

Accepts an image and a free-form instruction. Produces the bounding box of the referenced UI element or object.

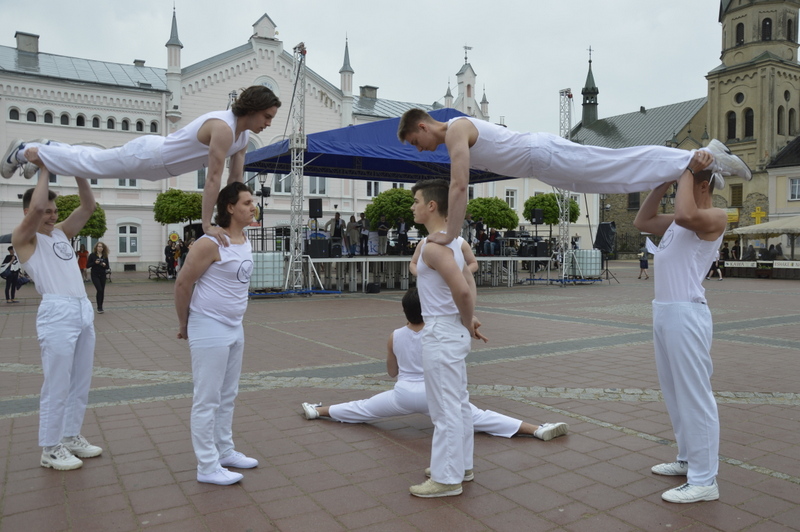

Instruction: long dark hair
[214,182,251,228]
[92,241,108,260]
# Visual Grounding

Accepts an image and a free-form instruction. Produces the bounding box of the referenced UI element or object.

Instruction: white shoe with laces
[534,422,569,441]
[197,467,243,485]
[651,460,689,476]
[41,443,83,470]
[301,402,321,419]
[662,480,719,503]
[1,139,23,179]
[61,434,103,458]
[702,139,753,190]
[219,450,258,469]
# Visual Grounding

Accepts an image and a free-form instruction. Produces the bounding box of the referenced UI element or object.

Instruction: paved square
[1,261,798,531]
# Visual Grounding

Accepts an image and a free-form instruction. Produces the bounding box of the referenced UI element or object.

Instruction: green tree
[55,195,107,239]
[523,193,579,226]
[466,197,519,230]
[153,189,203,225]
[363,187,416,230]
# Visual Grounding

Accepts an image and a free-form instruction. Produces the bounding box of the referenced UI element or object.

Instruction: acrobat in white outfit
[301,288,568,442]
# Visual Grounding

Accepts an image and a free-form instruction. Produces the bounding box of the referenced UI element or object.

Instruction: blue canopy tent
[244,108,512,184]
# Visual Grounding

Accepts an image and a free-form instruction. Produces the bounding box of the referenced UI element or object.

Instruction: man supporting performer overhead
[2,86,280,242]
[397,109,752,246]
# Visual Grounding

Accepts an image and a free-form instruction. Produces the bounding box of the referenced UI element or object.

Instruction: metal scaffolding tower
[285,43,308,291]
[555,88,578,282]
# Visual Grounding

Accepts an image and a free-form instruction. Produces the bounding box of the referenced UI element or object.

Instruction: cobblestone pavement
[1,262,799,531]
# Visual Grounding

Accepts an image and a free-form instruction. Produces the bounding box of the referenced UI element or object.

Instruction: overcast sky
[2,0,723,135]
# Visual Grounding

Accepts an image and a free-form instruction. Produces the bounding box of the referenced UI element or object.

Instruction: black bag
[0,264,10,280]
[365,282,381,294]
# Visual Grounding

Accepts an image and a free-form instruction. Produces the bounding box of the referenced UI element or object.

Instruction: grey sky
[2,0,723,136]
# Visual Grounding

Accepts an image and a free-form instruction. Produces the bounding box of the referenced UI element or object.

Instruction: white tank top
[22,228,86,298]
[448,116,534,178]
[392,326,425,382]
[189,234,253,326]
[652,222,723,303]
[162,110,250,176]
[416,235,466,316]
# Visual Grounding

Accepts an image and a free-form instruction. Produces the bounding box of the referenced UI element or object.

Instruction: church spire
[581,46,599,127]
[165,7,183,48]
[165,7,183,124]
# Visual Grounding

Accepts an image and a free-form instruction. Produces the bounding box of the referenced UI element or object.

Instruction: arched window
[762,18,772,41]
[736,23,745,45]
[44,112,53,123]
[790,109,797,136]
[790,19,796,43]
[60,113,69,125]
[107,118,115,130]
[8,109,19,120]
[150,121,158,133]
[726,111,737,140]
[121,119,130,131]
[466,84,472,98]
[26,111,37,122]
[778,106,786,135]
[744,108,754,138]
[92,117,100,128]
[136,120,144,132]
[76,116,85,127]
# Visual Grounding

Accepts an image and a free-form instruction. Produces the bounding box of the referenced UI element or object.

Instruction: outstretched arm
[59,177,96,240]
[201,120,235,244]
[428,123,471,245]
[12,170,53,263]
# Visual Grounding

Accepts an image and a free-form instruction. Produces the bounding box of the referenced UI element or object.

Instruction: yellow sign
[726,208,739,223]
[752,206,767,224]
[169,232,179,242]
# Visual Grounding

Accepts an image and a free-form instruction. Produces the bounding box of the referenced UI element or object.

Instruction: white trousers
[27,137,170,181]
[328,380,522,438]
[37,295,95,447]
[532,133,694,194]
[188,313,244,475]
[653,301,719,486]
[422,314,473,484]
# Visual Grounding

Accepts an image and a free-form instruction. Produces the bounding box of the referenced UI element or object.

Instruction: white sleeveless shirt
[189,234,253,326]
[392,326,425,382]
[651,222,723,304]
[22,228,86,298]
[448,116,534,178]
[162,110,250,176]
[416,236,466,316]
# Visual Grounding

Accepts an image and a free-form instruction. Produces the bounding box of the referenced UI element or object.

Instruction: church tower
[339,38,354,127]
[452,46,489,120]
[707,0,800,170]
[581,52,599,127]
[165,8,183,124]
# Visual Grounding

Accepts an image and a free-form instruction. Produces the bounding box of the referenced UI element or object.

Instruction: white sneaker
[41,443,83,470]
[662,480,719,503]
[301,402,320,419]
[703,139,753,189]
[534,422,569,441]
[651,460,689,476]
[219,450,258,469]
[61,434,103,458]
[1,139,23,179]
[409,478,462,498]
[197,467,243,485]
[21,139,49,179]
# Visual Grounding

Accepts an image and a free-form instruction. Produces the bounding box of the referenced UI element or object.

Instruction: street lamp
[254,173,271,251]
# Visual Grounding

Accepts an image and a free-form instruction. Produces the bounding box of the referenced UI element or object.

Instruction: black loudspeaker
[330,242,343,258]
[536,241,549,257]
[594,222,617,253]
[305,239,329,258]
[309,198,323,219]
[531,209,544,225]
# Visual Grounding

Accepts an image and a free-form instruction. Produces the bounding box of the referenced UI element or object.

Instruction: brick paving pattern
[0,261,798,531]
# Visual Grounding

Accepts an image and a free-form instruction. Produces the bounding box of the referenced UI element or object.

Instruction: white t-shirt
[416,235,466,316]
[190,235,253,326]
[22,228,86,298]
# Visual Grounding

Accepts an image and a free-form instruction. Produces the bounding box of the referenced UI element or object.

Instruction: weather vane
[464,45,472,64]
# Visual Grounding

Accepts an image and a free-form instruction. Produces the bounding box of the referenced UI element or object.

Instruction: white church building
[0,11,596,271]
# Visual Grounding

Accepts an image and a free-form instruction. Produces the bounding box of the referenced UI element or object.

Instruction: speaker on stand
[308,198,323,220]
[593,222,619,284]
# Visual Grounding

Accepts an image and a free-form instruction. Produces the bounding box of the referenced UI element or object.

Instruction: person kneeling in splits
[301,287,568,443]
